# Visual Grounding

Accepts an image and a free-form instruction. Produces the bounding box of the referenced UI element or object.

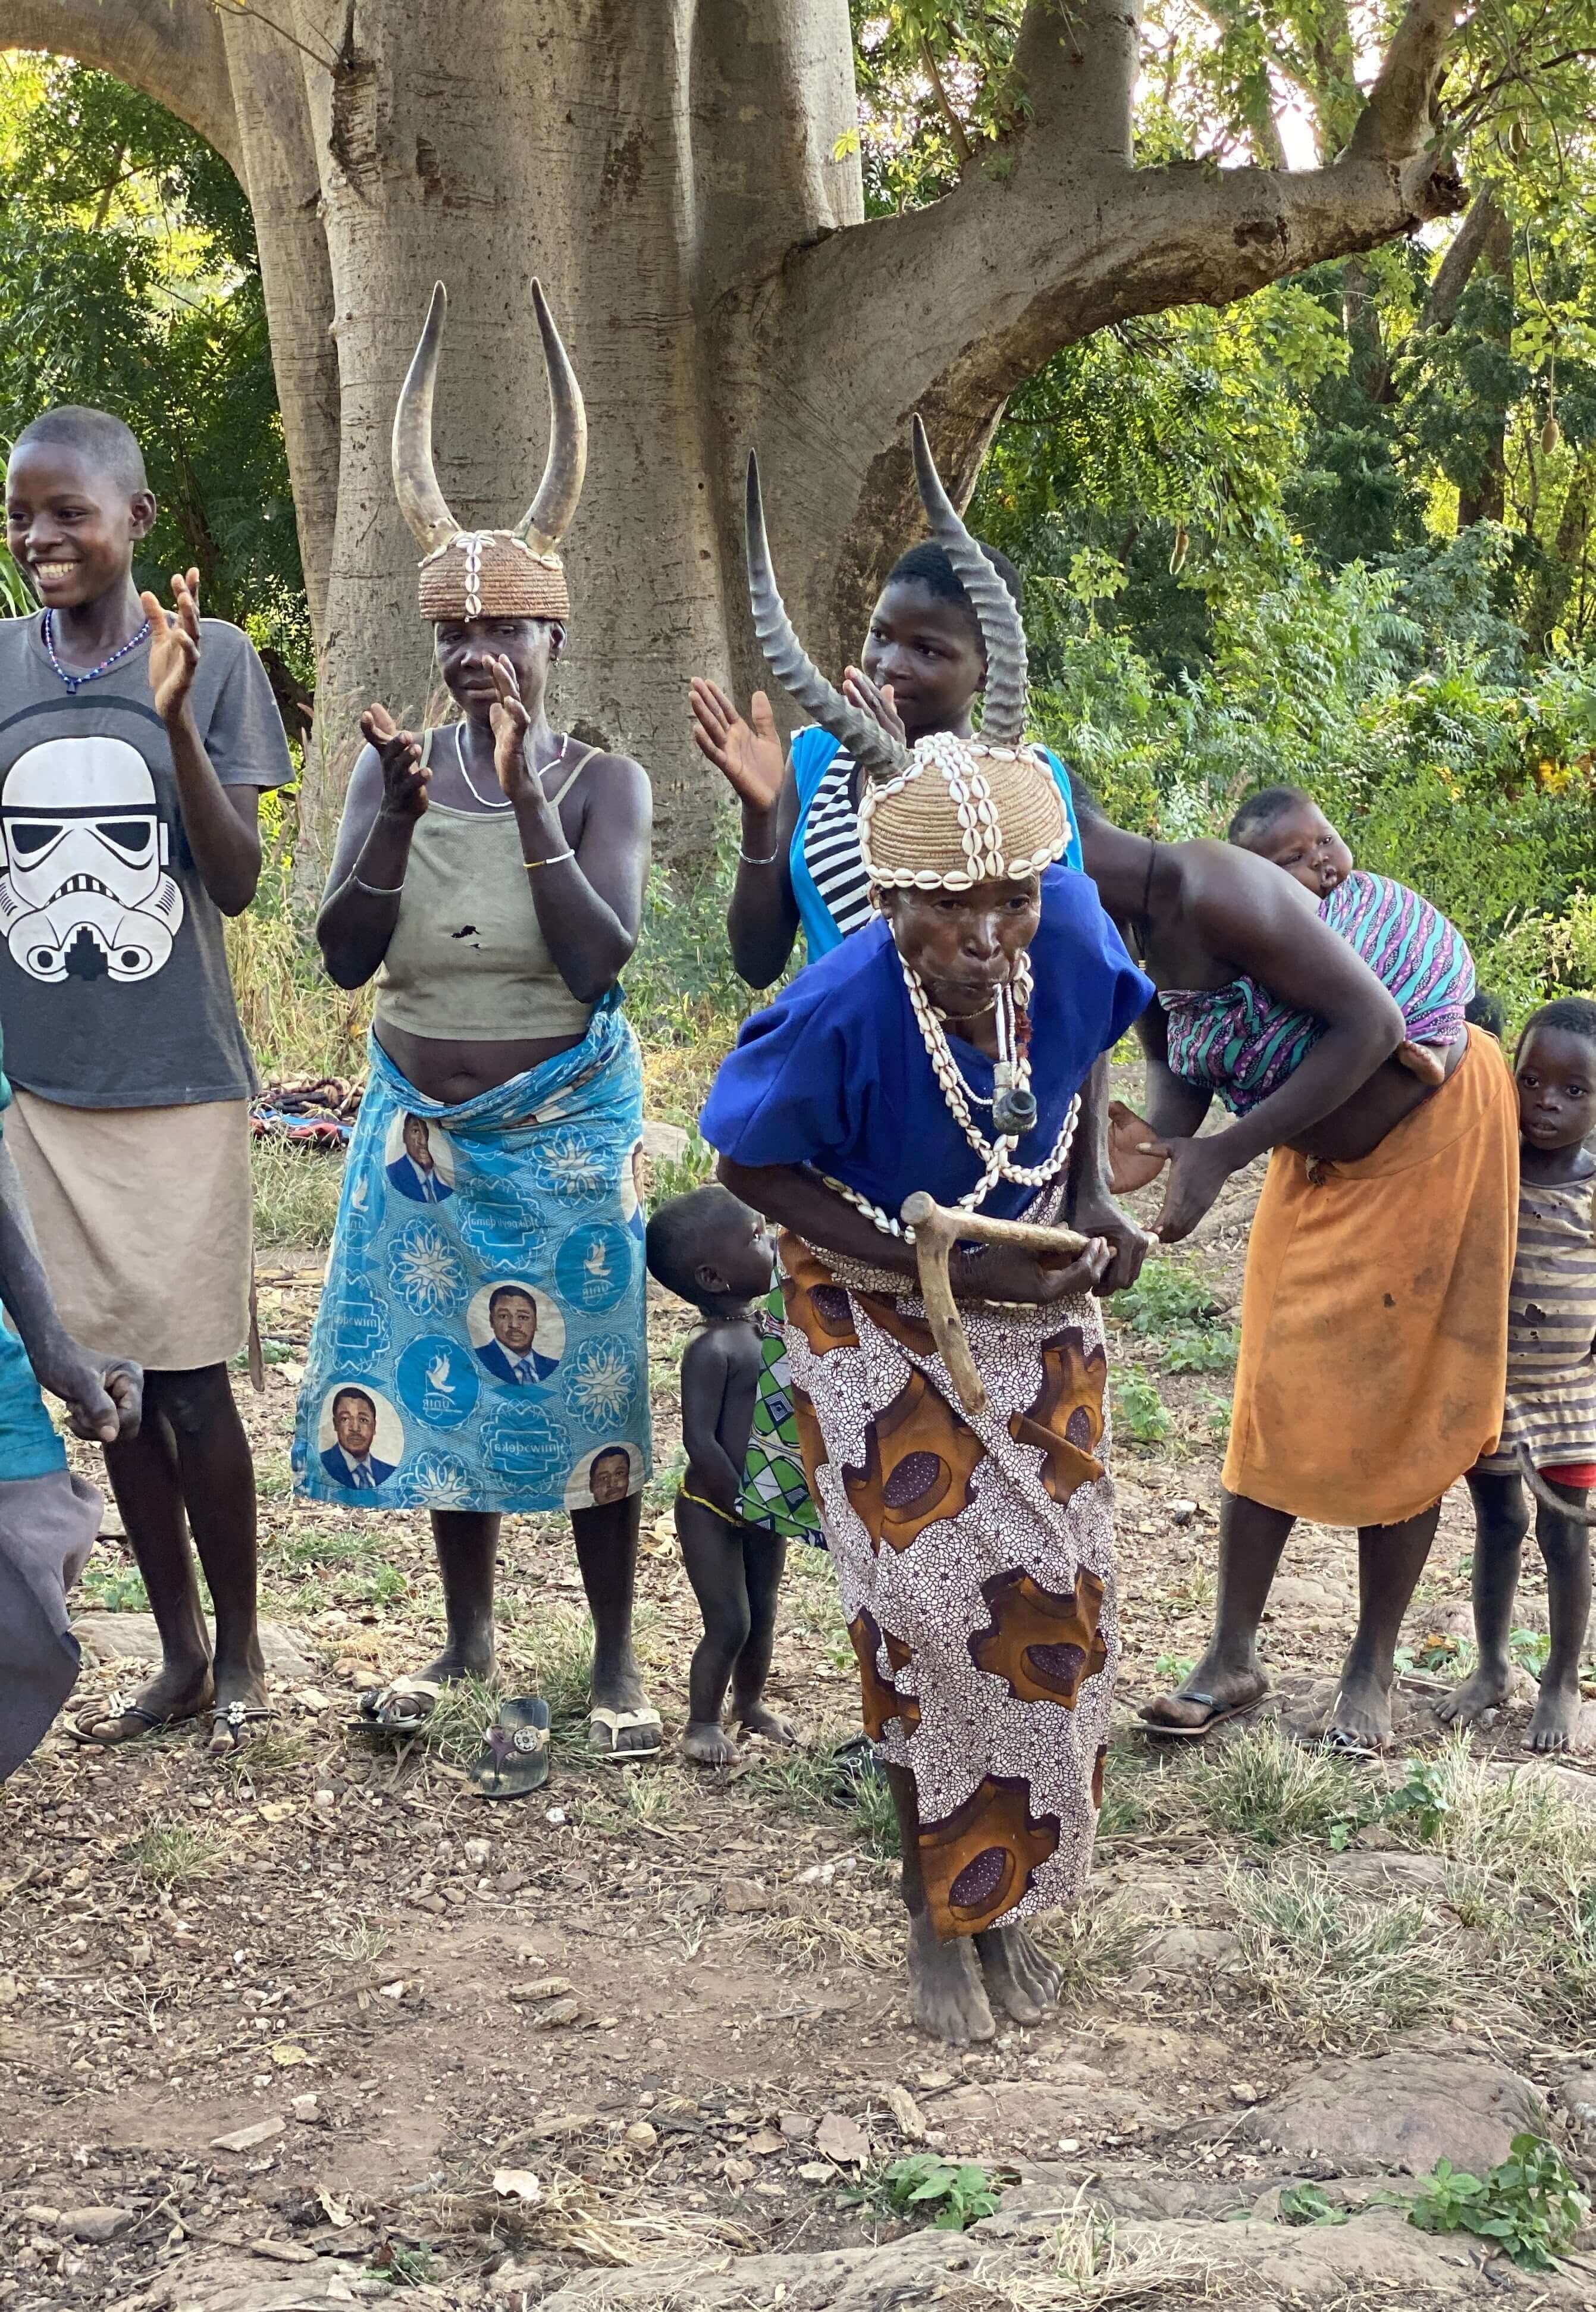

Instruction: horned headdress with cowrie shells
[744,415,1067,892]
[393,280,587,622]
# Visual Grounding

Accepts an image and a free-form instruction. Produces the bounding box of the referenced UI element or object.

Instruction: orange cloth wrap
[1222,1027,1519,1528]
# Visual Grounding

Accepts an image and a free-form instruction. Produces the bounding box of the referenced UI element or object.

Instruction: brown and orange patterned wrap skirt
[777,1229,1116,1942]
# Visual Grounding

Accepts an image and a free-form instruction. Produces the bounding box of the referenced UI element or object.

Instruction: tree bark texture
[5,0,1470,869]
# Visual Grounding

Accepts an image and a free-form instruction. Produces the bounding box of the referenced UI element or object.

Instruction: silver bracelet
[739,845,780,866]
[523,847,576,871]
[353,872,404,895]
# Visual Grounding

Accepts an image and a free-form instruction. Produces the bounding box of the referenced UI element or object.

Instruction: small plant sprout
[853,2153,1007,2231]
[1408,2134,1589,2270]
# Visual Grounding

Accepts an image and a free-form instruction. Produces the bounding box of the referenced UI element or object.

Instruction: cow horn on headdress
[743,423,1065,895]
[392,280,588,622]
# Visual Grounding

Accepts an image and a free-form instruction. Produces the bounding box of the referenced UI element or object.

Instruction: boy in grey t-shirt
[1,405,291,1756]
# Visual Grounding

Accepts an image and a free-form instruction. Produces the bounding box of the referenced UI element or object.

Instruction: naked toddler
[646,1185,800,1764]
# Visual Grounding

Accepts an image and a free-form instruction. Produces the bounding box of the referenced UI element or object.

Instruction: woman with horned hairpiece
[699,422,1153,2042]
[291,283,660,1771]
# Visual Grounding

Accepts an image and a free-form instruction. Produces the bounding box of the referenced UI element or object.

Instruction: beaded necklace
[821,951,1078,1241]
[41,607,152,695]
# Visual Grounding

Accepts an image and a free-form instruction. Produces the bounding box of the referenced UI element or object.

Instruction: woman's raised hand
[487,654,535,800]
[361,703,429,821]
[689,677,784,813]
[842,666,904,744]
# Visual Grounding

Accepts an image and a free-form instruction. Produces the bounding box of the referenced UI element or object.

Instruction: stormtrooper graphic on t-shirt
[0,735,184,983]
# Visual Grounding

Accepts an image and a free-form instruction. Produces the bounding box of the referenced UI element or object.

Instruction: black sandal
[69,1690,199,1747]
[471,1697,551,1800]
[205,1701,275,1753]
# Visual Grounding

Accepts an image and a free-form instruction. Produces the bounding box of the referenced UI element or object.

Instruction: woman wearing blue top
[689,542,1082,987]
[701,430,1151,2046]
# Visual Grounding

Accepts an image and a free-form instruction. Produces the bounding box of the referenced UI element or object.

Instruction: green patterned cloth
[737,1290,823,1543]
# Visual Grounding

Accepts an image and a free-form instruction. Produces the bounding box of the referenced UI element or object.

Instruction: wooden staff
[901,1192,1090,1417]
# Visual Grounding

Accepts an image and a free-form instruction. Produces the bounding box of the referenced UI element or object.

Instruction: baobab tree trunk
[6,0,1470,877]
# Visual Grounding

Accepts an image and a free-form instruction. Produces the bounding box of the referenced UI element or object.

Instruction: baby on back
[1109,786,1476,1193]
[1227,786,1470,1086]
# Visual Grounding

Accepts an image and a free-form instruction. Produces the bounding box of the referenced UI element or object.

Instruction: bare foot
[73,1658,213,1745]
[1331,1665,1394,1750]
[738,1702,799,1745]
[682,1718,738,1766]
[1139,1658,1269,1733]
[907,1914,996,2044]
[1434,1663,1510,1728]
[419,1639,496,1686]
[1526,1679,1582,1754]
[974,1922,1062,2024]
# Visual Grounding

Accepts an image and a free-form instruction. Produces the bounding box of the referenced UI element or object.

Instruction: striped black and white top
[800,749,874,941]
[1476,1171,1596,1474]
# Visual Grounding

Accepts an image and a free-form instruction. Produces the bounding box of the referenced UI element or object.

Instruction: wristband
[353,872,404,895]
[523,847,576,870]
[739,845,780,866]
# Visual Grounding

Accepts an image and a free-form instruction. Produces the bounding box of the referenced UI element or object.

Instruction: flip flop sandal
[590,1705,663,1762]
[471,1697,551,1800]
[352,1677,442,1735]
[206,1702,275,1753]
[68,1690,199,1747]
[1137,1690,1269,1741]
[1318,1724,1380,1761]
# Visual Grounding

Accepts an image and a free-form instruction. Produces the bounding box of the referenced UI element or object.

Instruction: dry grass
[977,2200,1229,2309]
[1037,1894,1156,2009]
[251,1135,346,1249]
[225,869,371,1083]
[1224,1858,1478,2041]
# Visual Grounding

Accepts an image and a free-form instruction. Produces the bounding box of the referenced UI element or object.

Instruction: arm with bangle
[689,675,802,988]
[316,710,429,988]
[489,657,651,1007]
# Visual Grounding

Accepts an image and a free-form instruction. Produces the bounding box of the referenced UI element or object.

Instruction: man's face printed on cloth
[403,1115,434,1168]
[490,1290,537,1354]
[333,1392,377,1456]
[0,735,184,983]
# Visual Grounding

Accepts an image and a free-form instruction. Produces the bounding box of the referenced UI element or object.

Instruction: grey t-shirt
[0,615,292,1108]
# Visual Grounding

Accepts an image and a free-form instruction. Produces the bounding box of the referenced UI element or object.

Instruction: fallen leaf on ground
[492,2169,543,2204]
[886,2085,927,2141]
[815,2112,869,2165]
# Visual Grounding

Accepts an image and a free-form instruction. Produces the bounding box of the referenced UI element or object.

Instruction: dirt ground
[2,1126,1595,2311]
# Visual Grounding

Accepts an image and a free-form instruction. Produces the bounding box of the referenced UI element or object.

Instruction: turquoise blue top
[788,727,1084,961]
[0,1030,69,1481]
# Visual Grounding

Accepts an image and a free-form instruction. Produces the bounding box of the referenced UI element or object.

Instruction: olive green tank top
[374,729,597,1042]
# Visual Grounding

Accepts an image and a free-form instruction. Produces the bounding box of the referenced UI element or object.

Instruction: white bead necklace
[820,954,1078,1240]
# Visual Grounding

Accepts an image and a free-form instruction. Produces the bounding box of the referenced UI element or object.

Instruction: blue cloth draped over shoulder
[292,1000,650,1514]
[788,728,1084,961]
[701,865,1151,1223]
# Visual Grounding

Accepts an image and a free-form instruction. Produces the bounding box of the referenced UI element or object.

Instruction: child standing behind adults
[1,406,292,1756]
[1438,998,1596,1754]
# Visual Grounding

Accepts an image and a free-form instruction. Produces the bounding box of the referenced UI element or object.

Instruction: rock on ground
[1233,2051,1549,2175]
[72,1611,316,1680]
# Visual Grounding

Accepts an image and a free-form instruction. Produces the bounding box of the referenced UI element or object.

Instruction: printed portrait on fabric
[384,1111,457,1204]
[466,1280,565,1387]
[619,1135,647,1242]
[317,1383,405,1490]
[565,1441,641,1510]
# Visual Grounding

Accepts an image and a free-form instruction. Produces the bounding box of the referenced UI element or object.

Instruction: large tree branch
[1422,190,1504,331]
[0,0,240,174]
[760,0,1467,666]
